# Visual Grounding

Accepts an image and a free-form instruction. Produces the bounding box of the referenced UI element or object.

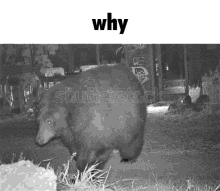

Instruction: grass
[1,109,220,190]
[2,152,220,191]
[156,108,220,148]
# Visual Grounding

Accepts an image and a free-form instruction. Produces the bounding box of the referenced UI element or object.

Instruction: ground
[0,104,220,190]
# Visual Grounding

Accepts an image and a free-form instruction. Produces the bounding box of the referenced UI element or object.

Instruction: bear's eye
[46,119,53,125]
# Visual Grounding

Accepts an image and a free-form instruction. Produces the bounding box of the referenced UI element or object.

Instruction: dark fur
[35,64,147,174]
[195,94,210,105]
[182,95,192,108]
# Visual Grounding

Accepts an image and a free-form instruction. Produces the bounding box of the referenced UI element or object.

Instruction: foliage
[202,64,220,103]
[187,45,219,88]
[37,55,53,69]
[0,45,58,67]
[189,58,219,88]
[116,44,147,55]
[20,72,40,90]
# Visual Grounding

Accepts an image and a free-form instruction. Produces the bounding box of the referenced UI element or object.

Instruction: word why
[92,13,128,34]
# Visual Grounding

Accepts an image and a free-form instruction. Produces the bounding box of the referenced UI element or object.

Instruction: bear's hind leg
[119,134,144,163]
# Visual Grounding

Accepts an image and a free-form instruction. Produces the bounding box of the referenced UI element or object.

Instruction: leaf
[47,45,58,55]
[116,46,124,55]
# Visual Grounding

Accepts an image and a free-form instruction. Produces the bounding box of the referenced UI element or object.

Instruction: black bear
[35,64,147,174]
[192,94,210,112]
[195,94,210,105]
[182,94,192,108]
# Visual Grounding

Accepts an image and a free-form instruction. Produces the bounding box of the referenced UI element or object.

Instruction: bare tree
[68,44,75,72]
[184,44,189,95]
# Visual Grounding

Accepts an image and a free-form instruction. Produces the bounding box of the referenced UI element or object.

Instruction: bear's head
[36,106,71,146]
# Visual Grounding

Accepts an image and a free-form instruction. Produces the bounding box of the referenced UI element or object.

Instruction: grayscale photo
[0,44,220,190]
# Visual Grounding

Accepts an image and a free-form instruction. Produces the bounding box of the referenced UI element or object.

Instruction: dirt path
[0,108,220,188]
[105,107,220,187]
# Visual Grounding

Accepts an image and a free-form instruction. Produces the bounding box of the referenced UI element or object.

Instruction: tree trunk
[199,78,203,95]
[18,76,25,112]
[124,45,130,68]
[68,44,75,72]
[148,44,156,103]
[184,44,189,95]
[0,46,4,98]
[155,44,163,101]
[96,44,100,65]
[0,45,3,79]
